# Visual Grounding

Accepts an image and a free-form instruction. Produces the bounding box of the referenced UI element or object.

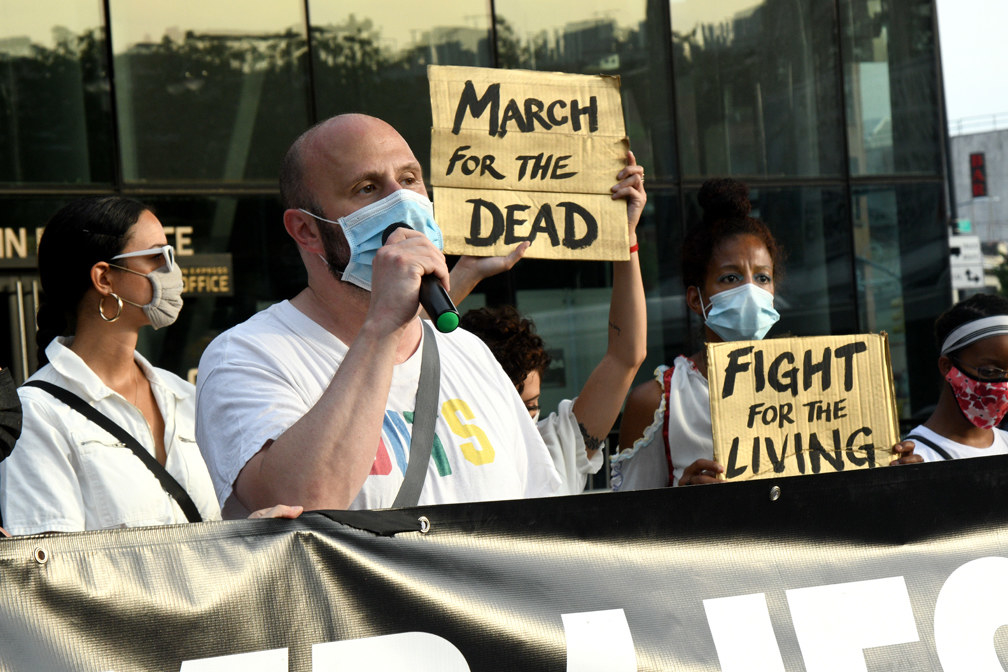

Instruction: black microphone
[381,223,460,333]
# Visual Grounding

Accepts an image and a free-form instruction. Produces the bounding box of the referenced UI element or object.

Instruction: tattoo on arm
[579,421,603,453]
[609,320,622,336]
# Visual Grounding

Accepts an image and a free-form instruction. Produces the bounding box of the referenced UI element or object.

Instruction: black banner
[1,457,1007,671]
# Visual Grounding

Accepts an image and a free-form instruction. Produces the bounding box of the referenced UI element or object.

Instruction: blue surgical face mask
[698,283,780,342]
[299,189,443,291]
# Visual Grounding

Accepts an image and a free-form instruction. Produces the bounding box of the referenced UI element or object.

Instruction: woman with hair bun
[904,293,1008,461]
[0,197,300,534]
[612,178,918,490]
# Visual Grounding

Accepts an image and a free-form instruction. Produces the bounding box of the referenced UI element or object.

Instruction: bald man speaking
[195,114,562,514]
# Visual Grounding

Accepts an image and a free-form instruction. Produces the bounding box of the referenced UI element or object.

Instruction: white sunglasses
[110,244,175,271]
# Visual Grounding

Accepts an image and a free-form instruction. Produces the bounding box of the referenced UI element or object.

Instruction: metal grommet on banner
[33,547,48,564]
[418,516,431,534]
[769,485,782,502]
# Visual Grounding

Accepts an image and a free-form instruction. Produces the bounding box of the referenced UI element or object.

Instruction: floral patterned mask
[945,365,1008,429]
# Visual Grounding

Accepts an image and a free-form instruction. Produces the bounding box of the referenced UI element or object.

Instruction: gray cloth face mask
[111,263,185,330]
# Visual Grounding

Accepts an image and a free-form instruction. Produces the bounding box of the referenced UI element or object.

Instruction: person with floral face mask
[903,294,1008,461]
[0,197,301,534]
[612,178,919,491]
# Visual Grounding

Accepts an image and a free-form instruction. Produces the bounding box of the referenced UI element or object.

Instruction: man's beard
[318,220,351,281]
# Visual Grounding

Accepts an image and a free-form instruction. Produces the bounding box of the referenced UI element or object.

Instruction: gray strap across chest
[391,321,440,508]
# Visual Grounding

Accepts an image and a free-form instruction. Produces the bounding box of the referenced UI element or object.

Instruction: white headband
[940,315,1008,355]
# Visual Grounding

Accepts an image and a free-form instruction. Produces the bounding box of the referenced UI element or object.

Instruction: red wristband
[629,242,639,254]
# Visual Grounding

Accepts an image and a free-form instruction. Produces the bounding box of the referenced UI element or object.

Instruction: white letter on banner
[312,632,470,671]
[562,608,637,671]
[786,576,919,671]
[703,593,785,672]
[935,556,1008,670]
[180,648,287,671]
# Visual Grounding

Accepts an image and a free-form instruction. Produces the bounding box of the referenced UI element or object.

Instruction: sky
[935,0,1008,131]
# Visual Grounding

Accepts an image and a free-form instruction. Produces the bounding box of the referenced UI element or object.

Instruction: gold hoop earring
[99,293,123,323]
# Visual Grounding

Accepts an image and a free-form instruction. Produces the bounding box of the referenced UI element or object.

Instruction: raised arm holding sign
[455,151,647,494]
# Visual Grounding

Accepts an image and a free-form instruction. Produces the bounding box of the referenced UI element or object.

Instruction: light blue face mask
[699,283,780,342]
[299,189,443,291]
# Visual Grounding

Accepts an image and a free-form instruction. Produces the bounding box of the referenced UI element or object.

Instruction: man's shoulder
[202,302,294,354]
[197,301,305,379]
[435,326,507,374]
[437,325,496,358]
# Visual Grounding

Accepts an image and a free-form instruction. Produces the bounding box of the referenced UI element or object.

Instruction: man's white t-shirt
[195,301,561,513]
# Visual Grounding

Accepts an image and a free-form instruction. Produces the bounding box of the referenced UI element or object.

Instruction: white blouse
[0,338,221,535]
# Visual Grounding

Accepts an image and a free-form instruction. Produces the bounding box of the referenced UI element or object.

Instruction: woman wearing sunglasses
[904,293,1008,461]
[0,197,300,534]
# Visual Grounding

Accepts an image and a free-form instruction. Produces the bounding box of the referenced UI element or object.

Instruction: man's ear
[686,285,704,317]
[90,262,114,296]
[938,354,954,377]
[283,209,324,254]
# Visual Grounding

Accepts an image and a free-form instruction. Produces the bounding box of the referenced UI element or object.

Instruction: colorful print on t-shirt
[371,409,457,477]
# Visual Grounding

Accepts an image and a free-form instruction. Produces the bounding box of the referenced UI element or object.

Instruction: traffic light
[971,153,988,198]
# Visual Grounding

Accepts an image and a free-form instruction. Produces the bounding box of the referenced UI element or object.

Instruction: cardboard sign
[707,334,900,481]
[428,65,629,261]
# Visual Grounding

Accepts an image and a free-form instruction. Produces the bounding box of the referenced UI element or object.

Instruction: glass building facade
[0,0,950,431]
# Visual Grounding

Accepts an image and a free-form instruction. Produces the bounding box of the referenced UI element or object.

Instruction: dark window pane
[671,0,845,178]
[0,2,113,184]
[493,0,676,179]
[757,187,856,337]
[309,2,494,178]
[110,2,312,182]
[840,0,943,175]
[852,183,949,420]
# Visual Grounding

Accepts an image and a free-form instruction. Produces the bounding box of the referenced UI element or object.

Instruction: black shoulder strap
[391,321,440,508]
[904,433,954,461]
[22,380,203,522]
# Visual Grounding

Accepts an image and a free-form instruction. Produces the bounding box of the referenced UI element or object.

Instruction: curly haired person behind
[460,305,550,403]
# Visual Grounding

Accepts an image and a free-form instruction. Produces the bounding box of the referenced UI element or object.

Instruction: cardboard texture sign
[706,334,900,482]
[428,65,629,261]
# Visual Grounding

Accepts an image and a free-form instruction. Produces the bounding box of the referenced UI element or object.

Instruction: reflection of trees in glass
[115,28,311,181]
[0,26,113,183]
[311,17,390,100]
[840,0,939,174]
[310,14,491,181]
[493,13,642,74]
[490,6,674,177]
[494,16,549,69]
[672,0,844,177]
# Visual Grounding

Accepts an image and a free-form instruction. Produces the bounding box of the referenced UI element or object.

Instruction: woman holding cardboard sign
[905,294,1008,461]
[612,178,918,490]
